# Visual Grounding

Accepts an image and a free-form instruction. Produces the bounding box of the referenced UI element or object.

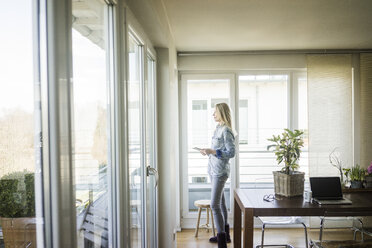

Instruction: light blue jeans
[210,174,228,233]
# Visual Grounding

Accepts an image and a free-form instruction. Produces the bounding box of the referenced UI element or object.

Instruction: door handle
[146,166,159,188]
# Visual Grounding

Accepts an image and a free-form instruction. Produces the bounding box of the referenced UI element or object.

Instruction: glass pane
[187,79,231,212]
[0,1,42,247]
[145,56,154,185]
[238,74,288,187]
[146,56,157,247]
[128,36,142,248]
[72,2,111,247]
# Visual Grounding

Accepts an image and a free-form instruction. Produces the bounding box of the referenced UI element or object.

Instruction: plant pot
[365,176,372,188]
[273,171,305,197]
[350,180,363,189]
[1,217,37,248]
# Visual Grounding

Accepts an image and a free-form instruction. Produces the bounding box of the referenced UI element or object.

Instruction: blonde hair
[215,103,232,129]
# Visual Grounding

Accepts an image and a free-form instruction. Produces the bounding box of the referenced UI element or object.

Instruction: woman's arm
[215,129,235,159]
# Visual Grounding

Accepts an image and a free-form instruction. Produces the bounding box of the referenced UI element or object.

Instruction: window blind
[360,54,372,168]
[307,55,352,177]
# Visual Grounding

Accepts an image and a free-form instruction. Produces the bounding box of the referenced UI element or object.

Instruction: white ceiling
[161,0,372,52]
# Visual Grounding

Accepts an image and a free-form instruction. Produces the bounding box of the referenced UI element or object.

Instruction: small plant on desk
[329,147,346,187]
[365,162,372,188]
[343,164,366,189]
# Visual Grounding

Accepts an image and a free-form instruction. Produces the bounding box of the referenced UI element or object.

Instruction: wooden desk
[233,188,372,248]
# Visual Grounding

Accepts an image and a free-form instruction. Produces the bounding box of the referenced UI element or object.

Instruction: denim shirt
[208,124,236,177]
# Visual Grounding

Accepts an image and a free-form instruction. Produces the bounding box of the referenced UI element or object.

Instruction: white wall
[157,47,178,248]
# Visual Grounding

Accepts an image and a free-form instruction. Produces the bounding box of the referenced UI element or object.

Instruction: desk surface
[235,188,372,216]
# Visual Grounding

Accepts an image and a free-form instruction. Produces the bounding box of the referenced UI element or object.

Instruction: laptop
[310,177,352,205]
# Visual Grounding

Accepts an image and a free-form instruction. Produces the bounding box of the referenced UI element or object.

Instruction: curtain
[360,54,372,169]
[307,54,352,177]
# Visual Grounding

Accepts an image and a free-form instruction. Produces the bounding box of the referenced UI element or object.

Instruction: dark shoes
[217,232,227,248]
[209,224,231,243]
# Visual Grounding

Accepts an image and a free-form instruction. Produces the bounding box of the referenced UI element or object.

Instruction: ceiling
[160,0,372,52]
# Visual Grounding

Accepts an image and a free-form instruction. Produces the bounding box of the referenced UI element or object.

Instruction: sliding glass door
[128,31,158,248]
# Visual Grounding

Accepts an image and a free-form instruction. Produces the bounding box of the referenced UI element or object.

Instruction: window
[145,54,157,247]
[72,1,112,247]
[238,72,308,187]
[0,0,43,246]
[128,33,143,248]
[238,74,288,187]
[180,71,307,227]
[181,74,234,221]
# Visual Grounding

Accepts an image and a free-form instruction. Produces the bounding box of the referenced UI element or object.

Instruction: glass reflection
[0,1,40,247]
[128,35,142,248]
[72,2,111,247]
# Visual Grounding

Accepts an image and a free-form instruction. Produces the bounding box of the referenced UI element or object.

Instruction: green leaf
[267,129,304,173]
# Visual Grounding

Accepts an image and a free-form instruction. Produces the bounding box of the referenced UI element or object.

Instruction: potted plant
[0,171,36,247]
[267,129,305,197]
[365,162,372,188]
[343,164,366,189]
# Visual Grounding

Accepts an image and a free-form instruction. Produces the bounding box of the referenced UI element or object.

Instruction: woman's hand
[200,148,216,156]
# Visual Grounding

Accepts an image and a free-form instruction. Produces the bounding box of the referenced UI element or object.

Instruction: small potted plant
[365,162,372,188]
[0,171,36,247]
[343,164,366,189]
[267,129,305,197]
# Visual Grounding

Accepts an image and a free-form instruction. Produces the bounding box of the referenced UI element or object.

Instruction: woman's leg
[220,192,231,242]
[221,192,228,225]
[210,175,227,233]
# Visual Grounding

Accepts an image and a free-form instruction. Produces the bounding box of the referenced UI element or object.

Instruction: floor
[177,228,371,248]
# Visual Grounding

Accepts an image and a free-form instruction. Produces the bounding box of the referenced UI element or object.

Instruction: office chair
[310,210,372,248]
[254,178,309,248]
[319,216,364,242]
[256,216,308,248]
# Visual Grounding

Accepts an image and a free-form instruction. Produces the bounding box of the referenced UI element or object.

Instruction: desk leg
[243,208,253,248]
[234,196,242,248]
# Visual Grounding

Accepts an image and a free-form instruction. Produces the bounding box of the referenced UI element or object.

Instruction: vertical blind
[307,55,352,177]
[360,54,372,168]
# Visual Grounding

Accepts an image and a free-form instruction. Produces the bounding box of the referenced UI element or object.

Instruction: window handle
[146,166,158,188]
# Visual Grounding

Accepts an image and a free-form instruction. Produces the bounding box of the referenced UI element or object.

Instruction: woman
[200,103,236,248]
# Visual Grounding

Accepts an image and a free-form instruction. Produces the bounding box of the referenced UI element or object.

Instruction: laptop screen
[310,177,343,199]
